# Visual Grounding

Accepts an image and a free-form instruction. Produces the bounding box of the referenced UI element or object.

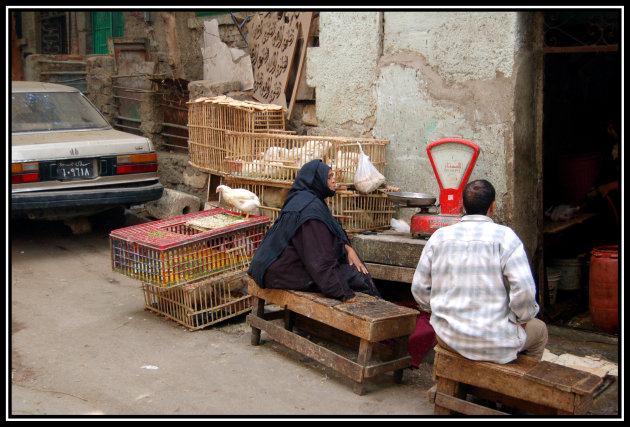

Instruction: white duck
[216,185,261,219]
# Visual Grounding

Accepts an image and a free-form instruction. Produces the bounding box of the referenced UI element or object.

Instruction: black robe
[247,159,380,301]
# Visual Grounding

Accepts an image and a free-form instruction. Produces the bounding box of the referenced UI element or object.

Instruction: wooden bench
[428,345,609,415]
[246,278,418,395]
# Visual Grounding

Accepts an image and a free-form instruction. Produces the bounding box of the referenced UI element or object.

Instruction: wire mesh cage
[187,96,288,175]
[223,131,390,186]
[141,270,251,330]
[110,208,271,288]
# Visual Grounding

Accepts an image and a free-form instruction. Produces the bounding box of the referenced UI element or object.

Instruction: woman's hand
[345,244,368,275]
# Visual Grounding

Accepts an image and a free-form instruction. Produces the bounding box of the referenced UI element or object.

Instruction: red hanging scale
[410,138,480,238]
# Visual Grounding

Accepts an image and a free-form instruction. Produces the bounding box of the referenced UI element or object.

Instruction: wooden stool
[428,345,608,415]
[246,278,418,395]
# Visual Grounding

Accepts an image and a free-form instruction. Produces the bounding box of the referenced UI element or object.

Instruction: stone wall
[121,11,251,83]
[85,55,117,123]
[157,151,208,201]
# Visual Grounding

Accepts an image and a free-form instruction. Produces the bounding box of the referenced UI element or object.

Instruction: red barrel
[589,245,618,333]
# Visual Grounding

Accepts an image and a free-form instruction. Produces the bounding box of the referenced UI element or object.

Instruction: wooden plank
[294,314,409,364]
[249,12,314,110]
[289,289,349,307]
[433,346,578,413]
[469,385,558,415]
[434,377,465,415]
[363,355,412,379]
[293,314,412,374]
[434,392,509,415]
[333,300,418,342]
[572,393,595,416]
[369,316,418,343]
[248,282,374,339]
[524,361,602,394]
[364,262,415,283]
[333,298,417,323]
[434,344,539,377]
[353,339,373,394]
[294,313,361,349]
[246,313,363,382]
[428,384,437,405]
[286,13,314,120]
[250,297,265,345]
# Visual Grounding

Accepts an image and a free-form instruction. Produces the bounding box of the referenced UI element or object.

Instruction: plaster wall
[306,12,382,136]
[308,11,530,227]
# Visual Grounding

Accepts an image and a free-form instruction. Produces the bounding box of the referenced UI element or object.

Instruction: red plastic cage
[110,208,270,287]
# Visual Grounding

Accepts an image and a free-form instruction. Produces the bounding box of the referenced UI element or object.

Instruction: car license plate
[57,159,95,180]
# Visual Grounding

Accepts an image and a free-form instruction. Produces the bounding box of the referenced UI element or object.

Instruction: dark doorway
[540,10,620,333]
[40,12,68,54]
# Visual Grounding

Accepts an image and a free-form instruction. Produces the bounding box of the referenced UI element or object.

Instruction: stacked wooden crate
[110,209,271,330]
[187,95,396,235]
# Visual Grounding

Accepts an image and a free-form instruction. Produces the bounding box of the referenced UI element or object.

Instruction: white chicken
[262,146,290,162]
[332,149,361,182]
[240,159,285,179]
[216,185,261,219]
[240,159,267,177]
[288,140,332,167]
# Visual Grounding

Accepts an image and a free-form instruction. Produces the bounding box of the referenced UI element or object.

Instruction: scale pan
[387,192,436,207]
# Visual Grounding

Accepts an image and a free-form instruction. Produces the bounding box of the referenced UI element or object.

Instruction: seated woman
[248,159,381,303]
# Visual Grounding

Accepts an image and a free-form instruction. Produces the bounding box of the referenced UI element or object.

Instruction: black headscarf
[248,159,349,287]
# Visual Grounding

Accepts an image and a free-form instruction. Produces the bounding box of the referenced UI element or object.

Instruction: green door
[92,12,123,54]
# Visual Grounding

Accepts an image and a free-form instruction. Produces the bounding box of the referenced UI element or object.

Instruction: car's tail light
[116,153,158,175]
[12,162,40,183]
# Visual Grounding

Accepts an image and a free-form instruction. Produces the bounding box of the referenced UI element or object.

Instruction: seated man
[411,179,547,363]
[248,159,381,303]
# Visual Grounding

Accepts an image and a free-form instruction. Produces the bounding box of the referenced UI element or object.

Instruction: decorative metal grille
[543,11,619,52]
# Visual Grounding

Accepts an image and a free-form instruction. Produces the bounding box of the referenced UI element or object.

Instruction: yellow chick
[216,185,261,219]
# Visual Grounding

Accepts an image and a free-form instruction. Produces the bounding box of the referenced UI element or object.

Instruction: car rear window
[11,91,110,133]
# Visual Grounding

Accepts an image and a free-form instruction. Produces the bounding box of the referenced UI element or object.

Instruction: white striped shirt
[411,215,540,364]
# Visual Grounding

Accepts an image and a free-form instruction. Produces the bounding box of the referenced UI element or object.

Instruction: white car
[11,81,164,222]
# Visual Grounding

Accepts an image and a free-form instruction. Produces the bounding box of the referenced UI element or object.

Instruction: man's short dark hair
[463,179,496,215]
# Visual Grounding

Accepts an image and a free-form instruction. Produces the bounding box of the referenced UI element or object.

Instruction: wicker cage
[223,177,397,236]
[328,188,397,236]
[223,131,390,186]
[142,270,251,330]
[222,177,288,222]
[187,96,287,175]
[110,208,270,288]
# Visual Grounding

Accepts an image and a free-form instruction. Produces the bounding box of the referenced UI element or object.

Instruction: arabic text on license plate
[57,159,94,179]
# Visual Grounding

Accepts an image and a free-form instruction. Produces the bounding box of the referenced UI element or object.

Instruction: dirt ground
[9,214,436,419]
[8,212,619,419]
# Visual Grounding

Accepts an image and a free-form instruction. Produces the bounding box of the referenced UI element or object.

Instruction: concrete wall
[307,11,540,256]
[307,12,383,137]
